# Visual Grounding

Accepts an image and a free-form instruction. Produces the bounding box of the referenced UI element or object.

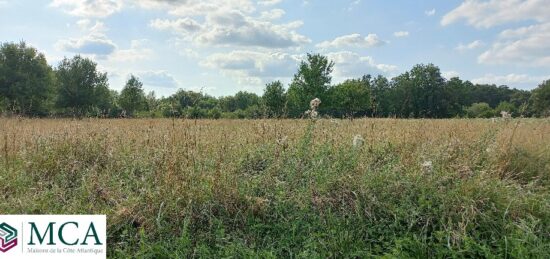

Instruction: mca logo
[0,223,17,253]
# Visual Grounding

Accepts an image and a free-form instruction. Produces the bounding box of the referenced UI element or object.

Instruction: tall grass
[0,118,549,258]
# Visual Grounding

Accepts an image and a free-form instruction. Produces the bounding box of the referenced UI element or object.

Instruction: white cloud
[258,0,282,6]
[441,0,550,28]
[50,0,122,18]
[325,51,398,78]
[151,11,310,48]
[442,71,460,79]
[142,0,256,16]
[455,40,484,51]
[110,39,154,62]
[347,0,361,11]
[56,34,117,56]
[316,34,385,49]
[200,50,301,85]
[136,71,179,88]
[393,31,409,37]
[150,18,203,34]
[260,8,285,20]
[425,8,436,16]
[478,22,550,66]
[472,73,549,86]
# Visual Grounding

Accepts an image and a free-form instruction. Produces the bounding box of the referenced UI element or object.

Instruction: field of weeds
[1,118,549,258]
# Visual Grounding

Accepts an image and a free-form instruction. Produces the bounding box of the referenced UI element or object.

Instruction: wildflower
[305,98,321,119]
[500,111,511,119]
[276,136,288,146]
[310,98,321,110]
[421,160,433,173]
[352,135,364,148]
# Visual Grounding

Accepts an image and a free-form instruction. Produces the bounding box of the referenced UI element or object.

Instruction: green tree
[0,42,55,116]
[465,102,494,118]
[409,64,446,117]
[495,101,517,116]
[443,77,469,117]
[287,53,334,117]
[93,84,116,117]
[119,75,147,116]
[263,81,287,118]
[55,55,109,117]
[328,78,370,118]
[370,75,391,117]
[531,80,550,117]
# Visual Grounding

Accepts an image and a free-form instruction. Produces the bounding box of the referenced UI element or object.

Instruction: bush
[465,102,494,118]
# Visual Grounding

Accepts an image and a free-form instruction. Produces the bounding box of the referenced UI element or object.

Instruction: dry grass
[1,118,549,257]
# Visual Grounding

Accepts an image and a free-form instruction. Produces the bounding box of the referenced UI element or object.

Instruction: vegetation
[1,41,549,119]
[1,118,549,257]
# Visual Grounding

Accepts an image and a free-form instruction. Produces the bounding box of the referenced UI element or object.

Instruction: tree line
[1,41,549,119]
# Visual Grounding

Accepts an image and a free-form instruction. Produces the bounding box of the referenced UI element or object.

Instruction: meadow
[1,118,549,258]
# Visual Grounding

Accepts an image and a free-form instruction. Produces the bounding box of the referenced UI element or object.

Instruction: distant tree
[465,102,494,118]
[0,41,55,116]
[207,108,222,119]
[390,72,416,117]
[287,53,334,117]
[263,81,287,118]
[55,55,109,117]
[443,77,469,117]
[146,91,159,112]
[495,101,517,116]
[409,64,446,117]
[531,80,550,117]
[94,84,116,116]
[234,91,261,111]
[118,75,147,116]
[369,75,391,117]
[174,90,203,109]
[328,78,370,118]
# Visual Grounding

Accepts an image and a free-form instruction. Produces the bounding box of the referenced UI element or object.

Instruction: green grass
[1,118,549,258]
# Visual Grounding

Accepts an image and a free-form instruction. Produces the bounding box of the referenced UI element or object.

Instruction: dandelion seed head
[310,98,321,110]
[500,111,511,119]
[352,135,364,148]
[421,160,433,173]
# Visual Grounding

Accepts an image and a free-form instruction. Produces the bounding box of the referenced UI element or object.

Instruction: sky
[0,0,549,97]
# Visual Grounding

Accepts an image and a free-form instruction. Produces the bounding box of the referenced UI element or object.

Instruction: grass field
[1,118,549,258]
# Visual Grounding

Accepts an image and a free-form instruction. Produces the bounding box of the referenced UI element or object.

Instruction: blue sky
[1,0,549,96]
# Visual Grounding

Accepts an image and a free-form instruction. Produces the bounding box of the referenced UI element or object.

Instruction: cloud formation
[393,31,409,38]
[200,50,301,85]
[50,0,122,18]
[56,35,116,56]
[325,51,398,78]
[151,10,310,48]
[455,40,484,51]
[472,73,549,87]
[137,70,179,88]
[478,22,550,66]
[441,0,550,28]
[316,34,385,49]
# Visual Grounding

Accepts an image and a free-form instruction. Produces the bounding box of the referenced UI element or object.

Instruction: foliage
[119,75,147,116]
[0,42,55,116]
[327,78,370,118]
[262,81,287,118]
[465,102,494,118]
[55,55,109,117]
[287,53,334,117]
[0,42,547,119]
[531,80,550,117]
